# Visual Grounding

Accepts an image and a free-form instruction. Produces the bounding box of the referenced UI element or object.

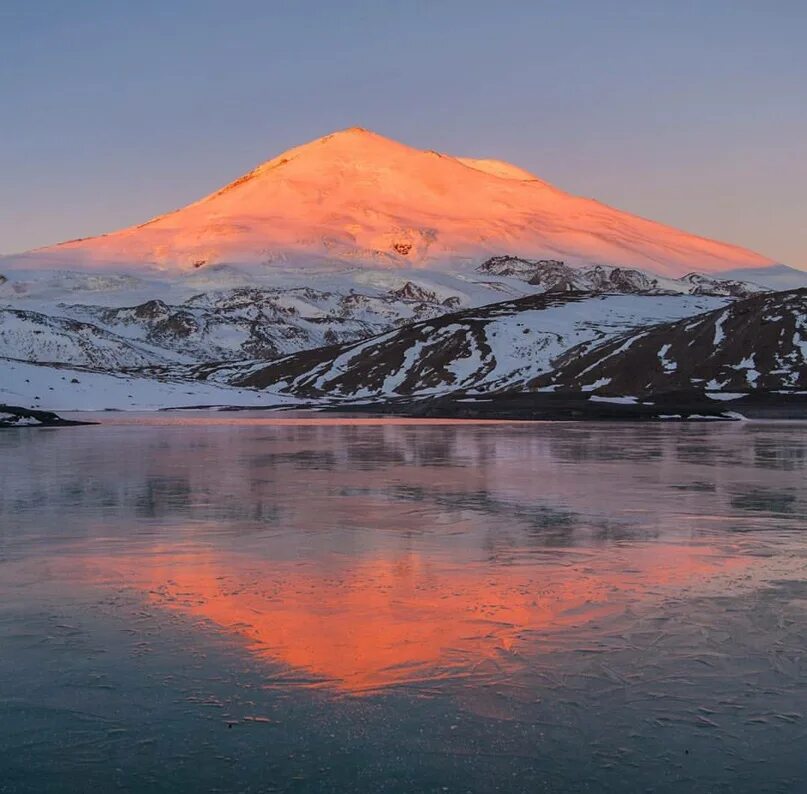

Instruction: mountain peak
[8,129,775,277]
[284,126,399,154]
[326,126,375,138]
[242,127,415,178]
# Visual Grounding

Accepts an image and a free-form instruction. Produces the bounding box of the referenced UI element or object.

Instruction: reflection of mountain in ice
[1,417,805,790]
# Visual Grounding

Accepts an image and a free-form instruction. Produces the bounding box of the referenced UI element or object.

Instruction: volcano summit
[6,128,774,278]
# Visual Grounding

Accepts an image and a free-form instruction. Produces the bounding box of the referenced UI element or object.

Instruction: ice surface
[1,417,804,790]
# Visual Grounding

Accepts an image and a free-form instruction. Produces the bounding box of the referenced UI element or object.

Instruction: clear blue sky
[1,0,805,267]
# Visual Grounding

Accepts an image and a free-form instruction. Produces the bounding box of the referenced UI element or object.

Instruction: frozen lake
[1,414,805,792]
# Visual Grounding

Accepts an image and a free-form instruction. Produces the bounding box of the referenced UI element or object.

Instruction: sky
[1,1,805,268]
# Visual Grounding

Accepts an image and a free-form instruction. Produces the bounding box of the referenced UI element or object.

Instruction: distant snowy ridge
[0,271,480,368]
[478,256,767,298]
[63,284,453,363]
[0,247,790,412]
[0,308,179,368]
[0,257,766,373]
[720,264,807,292]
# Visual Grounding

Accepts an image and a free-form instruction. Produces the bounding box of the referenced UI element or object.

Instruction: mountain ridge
[531,288,807,395]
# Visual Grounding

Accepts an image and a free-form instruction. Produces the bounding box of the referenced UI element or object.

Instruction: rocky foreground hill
[203,292,726,399]
[531,289,807,395]
[323,288,807,421]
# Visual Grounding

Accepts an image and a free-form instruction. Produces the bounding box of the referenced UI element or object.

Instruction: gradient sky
[1,1,805,267]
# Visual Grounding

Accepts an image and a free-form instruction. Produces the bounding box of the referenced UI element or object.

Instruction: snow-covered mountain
[63,284,455,362]
[1,127,796,414]
[0,256,783,411]
[0,266,520,369]
[3,128,773,278]
[198,293,727,400]
[0,308,177,368]
[532,289,807,394]
[720,264,807,292]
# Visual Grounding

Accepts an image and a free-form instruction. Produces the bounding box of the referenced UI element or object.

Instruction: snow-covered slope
[0,251,778,410]
[533,289,807,394]
[62,285,454,362]
[0,357,294,412]
[0,263,513,309]
[0,265,517,366]
[720,264,807,292]
[0,308,179,367]
[3,128,773,277]
[202,293,727,399]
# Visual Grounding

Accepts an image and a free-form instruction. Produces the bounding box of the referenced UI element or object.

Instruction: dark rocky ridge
[532,289,807,395]
[0,404,95,428]
[311,390,807,421]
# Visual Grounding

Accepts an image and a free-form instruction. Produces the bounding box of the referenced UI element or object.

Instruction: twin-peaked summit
[15,128,773,277]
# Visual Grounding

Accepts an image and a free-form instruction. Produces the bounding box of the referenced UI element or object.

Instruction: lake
[1,414,805,792]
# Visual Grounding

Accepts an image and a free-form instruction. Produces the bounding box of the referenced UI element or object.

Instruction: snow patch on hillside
[0,358,294,411]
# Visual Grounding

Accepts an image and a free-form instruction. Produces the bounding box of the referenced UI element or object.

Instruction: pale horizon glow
[1,1,805,269]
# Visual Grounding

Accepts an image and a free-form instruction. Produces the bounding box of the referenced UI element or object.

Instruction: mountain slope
[0,308,178,368]
[532,289,807,394]
[7,128,773,277]
[720,264,807,292]
[0,357,293,412]
[62,284,454,362]
[200,293,726,399]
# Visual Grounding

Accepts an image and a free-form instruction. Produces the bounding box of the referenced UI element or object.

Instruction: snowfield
[0,358,294,412]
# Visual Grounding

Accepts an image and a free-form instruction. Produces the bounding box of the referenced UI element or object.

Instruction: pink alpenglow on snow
[11,128,774,277]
